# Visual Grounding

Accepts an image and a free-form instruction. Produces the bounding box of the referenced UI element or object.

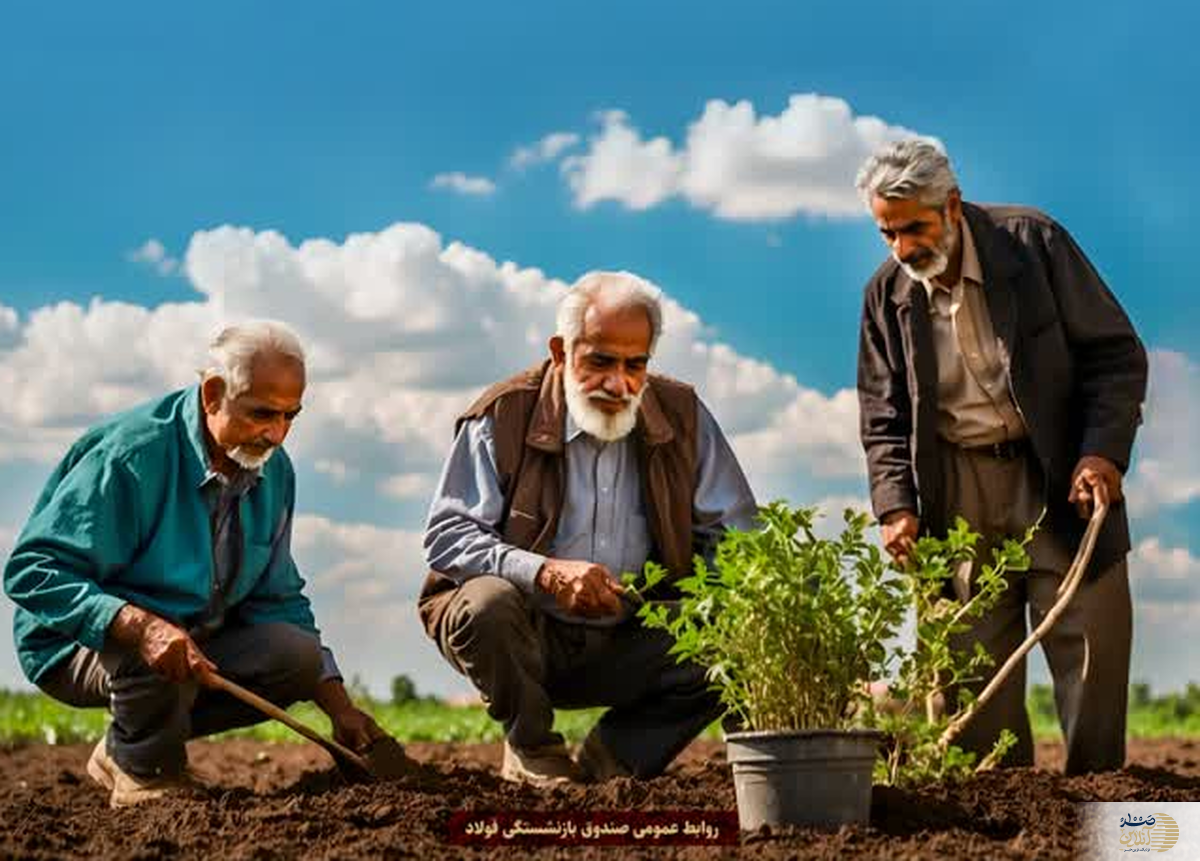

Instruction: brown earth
[2,738,1199,859]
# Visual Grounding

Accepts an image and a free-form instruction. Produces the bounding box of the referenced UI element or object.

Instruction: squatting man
[419,271,758,785]
[3,321,397,807]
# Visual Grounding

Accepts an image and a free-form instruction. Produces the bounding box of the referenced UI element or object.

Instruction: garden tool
[939,499,1109,754]
[205,671,413,781]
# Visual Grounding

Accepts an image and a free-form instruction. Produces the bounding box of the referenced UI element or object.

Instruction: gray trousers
[939,440,1132,774]
[429,575,721,778]
[39,621,323,778]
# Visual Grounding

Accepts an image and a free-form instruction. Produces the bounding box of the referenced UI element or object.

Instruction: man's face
[202,352,305,471]
[870,192,960,281]
[552,301,653,442]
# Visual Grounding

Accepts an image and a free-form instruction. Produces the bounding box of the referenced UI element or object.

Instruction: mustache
[587,391,632,405]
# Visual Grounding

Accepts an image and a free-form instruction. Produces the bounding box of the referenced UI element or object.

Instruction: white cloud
[562,110,683,211]
[509,131,581,170]
[127,238,182,276]
[429,172,497,197]
[380,472,437,501]
[314,458,356,484]
[561,96,927,220]
[9,218,1195,695]
[1130,537,1200,582]
[1126,350,1200,515]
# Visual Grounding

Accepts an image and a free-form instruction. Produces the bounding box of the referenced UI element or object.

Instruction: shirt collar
[922,215,984,298]
[564,409,587,444]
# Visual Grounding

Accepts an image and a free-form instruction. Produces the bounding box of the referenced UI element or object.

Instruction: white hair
[201,320,306,399]
[556,270,663,355]
[855,139,959,209]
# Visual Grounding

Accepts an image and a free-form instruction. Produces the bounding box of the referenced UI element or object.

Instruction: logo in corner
[1118,812,1180,853]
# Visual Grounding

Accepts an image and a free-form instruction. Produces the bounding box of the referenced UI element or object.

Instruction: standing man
[855,140,1147,774]
[5,321,390,807]
[420,271,757,785]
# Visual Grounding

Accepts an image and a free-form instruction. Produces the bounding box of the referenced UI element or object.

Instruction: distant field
[4,683,1199,746]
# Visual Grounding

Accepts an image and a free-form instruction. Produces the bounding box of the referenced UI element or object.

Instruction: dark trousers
[39,622,323,777]
[939,441,1132,774]
[427,575,721,777]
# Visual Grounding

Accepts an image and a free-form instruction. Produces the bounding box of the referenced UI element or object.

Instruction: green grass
[0,688,605,746]
[4,683,1199,746]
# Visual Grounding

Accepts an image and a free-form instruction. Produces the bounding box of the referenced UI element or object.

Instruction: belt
[958,438,1030,460]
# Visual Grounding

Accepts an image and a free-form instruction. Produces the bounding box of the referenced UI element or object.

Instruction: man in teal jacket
[4,320,388,807]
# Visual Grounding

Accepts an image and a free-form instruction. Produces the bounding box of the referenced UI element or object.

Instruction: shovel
[939,499,1109,755]
[205,671,413,781]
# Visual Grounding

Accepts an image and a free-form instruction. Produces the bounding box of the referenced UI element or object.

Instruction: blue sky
[1,1,1198,697]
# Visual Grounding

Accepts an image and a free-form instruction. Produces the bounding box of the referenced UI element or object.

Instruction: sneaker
[85,740,193,809]
[575,729,633,783]
[500,740,579,786]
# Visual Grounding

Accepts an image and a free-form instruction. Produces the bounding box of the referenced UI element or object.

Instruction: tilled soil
[2,738,1199,859]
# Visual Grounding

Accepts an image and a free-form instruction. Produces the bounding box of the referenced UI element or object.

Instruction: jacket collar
[525,361,675,452]
[889,201,1023,308]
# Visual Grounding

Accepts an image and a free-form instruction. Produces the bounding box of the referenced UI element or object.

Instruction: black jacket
[857,202,1148,578]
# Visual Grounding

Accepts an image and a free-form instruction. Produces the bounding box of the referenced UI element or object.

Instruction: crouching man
[419,271,757,785]
[4,321,392,807]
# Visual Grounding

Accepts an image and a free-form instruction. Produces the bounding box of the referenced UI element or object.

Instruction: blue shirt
[4,386,340,684]
[423,399,757,625]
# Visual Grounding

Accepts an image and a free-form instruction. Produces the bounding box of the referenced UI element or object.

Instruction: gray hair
[201,320,306,399]
[556,271,663,354]
[855,139,959,209]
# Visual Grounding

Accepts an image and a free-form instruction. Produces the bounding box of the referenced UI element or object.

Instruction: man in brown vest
[419,271,757,785]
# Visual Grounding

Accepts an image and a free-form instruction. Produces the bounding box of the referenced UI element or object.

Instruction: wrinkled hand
[331,706,386,753]
[109,604,216,683]
[536,558,625,618]
[314,680,386,752]
[881,510,920,567]
[1069,455,1122,518]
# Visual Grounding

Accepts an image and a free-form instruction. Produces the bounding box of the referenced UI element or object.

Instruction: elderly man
[4,321,389,807]
[419,271,756,785]
[855,140,1148,774]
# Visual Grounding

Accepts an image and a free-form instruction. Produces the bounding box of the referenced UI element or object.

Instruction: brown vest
[418,360,699,634]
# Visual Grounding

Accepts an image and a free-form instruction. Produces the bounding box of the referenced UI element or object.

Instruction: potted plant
[629,502,1031,830]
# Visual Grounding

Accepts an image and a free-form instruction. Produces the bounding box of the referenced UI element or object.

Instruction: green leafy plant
[626,501,1033,787]
[874,518,1033,785]
[629,502,904,732]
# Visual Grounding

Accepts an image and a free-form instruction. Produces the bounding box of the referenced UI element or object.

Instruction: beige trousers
[939,440,1131,774]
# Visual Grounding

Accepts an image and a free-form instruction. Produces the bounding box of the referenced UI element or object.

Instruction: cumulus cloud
[509,131,581,170]
[561,96,927,220]
[380,472,438,501]
[127,238,182,276]
[1126,350,1200,515]
[562,110,683,211]
[1131,537,1200,582]
[6,219,1193,694]
[429,172,497,197]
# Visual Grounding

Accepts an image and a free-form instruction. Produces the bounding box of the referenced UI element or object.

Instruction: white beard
[895,218,957,282]
[563,361,643,443]
[227,445,276,471]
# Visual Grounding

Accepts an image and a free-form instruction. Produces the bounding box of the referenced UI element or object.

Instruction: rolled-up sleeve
[692,400,758,564]
[423,416,546,593]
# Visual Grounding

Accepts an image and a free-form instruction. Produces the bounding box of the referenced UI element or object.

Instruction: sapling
[627,501,1033,787]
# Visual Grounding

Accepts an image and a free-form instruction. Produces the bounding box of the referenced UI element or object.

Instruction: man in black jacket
[855,140,1147,774]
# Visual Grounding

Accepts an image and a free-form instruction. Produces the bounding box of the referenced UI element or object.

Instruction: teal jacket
[4,387,323,684]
